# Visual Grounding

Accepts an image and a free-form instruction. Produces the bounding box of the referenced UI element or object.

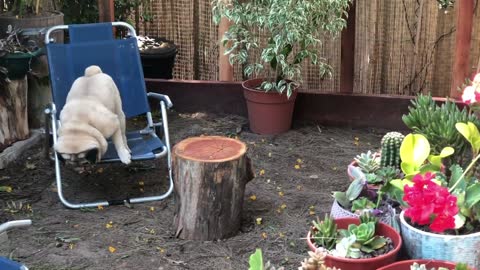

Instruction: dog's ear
[86,148,99,164]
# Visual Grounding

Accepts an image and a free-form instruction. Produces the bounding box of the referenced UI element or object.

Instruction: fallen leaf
[138,181,145,186]
[278,232,285,238]
[0,186,13,192]
[139,188,144,193]
[296,159,303,164]
[249,195,257,201]
[278,191,284,197]
[281,203,287,209]
[25,162,36,170]
[296,185,303,190]
[97,205,104,210]
[261,232,267,239]
[309,175,319,179]
[294,164,301,169]
[150,207,155,212]
[256,217,262,225]
[97,167,104,173]
[259,169,265,176]
[106,221,113,229]
[69,243,75,250]
[268,152,272,157]
[108,246,116,253]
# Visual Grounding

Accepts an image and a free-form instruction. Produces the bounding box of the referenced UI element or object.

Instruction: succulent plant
[380,132,404,169]
[402,93,480,163]
[359,212,379,225]
[338,221,387,257]
[312,214,338,250]
[351,197,375,213]
[299,248,340,270]
[410,262,450,270]
[334,166,366,209]
[354,151,380,174]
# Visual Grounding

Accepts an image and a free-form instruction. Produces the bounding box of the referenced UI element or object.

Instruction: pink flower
[403,173,458,233]
[462,86,477,104]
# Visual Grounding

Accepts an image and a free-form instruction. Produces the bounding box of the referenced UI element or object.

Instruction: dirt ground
[0,111,387,270]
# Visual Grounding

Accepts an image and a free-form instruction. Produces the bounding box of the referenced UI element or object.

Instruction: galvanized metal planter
[400,211,480,269]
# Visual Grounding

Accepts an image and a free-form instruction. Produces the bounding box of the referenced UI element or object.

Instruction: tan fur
[54,65,131,164]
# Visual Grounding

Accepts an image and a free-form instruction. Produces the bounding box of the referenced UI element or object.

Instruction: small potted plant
[377,260,471,270]
[0,29,43,79]
[211,0,352,134]
[306,214,402,270]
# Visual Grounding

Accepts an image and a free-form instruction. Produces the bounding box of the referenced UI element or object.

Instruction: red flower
[403,173,458,233]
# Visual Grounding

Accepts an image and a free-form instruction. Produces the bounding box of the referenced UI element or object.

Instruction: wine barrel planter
[0,11,64,43]
[140,37,177,79]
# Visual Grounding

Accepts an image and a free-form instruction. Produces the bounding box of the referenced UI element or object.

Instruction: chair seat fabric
[101,132,165,162]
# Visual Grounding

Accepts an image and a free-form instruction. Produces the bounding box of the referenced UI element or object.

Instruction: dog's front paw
[118,148,131,165]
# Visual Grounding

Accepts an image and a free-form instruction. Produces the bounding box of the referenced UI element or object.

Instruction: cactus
[380,132,404,169]
[354,151,380,173]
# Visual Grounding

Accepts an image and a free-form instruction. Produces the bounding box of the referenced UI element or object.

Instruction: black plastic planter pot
[139,37,177,79]
[0,49,43,79]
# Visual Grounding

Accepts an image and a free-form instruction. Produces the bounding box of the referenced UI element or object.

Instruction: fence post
[98,0,114,23]
[450,0,474,99]
[340,1,356,94]
[218,17,234,81]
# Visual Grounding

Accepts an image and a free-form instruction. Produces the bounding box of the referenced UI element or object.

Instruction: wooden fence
[141,0,480,97]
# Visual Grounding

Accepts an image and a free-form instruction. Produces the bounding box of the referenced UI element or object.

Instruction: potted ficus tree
[211,0,352,135]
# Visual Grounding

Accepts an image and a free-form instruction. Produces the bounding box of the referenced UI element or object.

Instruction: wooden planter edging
[145,79,458,131]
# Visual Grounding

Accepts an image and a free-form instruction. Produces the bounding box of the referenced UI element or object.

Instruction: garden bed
[0,111,386,269]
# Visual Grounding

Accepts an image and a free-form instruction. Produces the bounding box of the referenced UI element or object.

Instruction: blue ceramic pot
[400,211,480,269]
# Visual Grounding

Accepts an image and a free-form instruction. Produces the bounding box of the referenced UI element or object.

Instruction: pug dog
[54,65,131,166]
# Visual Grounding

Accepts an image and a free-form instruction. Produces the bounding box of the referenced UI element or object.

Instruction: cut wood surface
[0,77,29,152]
[173,136,254,240]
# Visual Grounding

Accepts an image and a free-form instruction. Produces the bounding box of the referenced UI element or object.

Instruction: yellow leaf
[69,243,75,250]
[97,167,104,173]
[278,232,285,238]
[276,208,282,214]
[296,159,303,164]
[332,167,337,171]
[281,203,287,209]
[139,188,144,193]
[249,195,257,201]
[138,181,145,186]
[278,191,284,197]
[354,137,359,141]
[108,246,116,253]
[309,210,316,216]
[106,221,113,229]
[256,217,262,225]
[149,229,155,234]
[156,247,165,253]
[150,207,155,212]
[268,152,272,157]
[294,164,301,169]
[259,169,265,176]
[261,232,267,239]
[0,186,13,193]
[97,205,104,210]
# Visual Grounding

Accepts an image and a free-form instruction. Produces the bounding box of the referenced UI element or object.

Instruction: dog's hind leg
[118,110,131,153]
[111,128,131,165]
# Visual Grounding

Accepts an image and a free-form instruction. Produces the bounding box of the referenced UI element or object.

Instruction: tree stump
[0,76,29,152]
[173,136,254,240]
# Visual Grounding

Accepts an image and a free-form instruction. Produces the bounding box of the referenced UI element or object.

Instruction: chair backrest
[46,22,150,118]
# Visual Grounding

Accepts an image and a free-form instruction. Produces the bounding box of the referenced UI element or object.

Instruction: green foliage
[211,0,352,97]
[248,248,285,270]
[402,94,480,162]
[354,151,380,174]
[312,214,338,250]
[338,221,387,257]
[359,212,379,225]
[351,197,375,212]
[380,132,404,169]
[334,166,365,209]
[60,0,98,24]
[437,0,455,9]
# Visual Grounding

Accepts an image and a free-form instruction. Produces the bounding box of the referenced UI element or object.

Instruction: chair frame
[44,22,174,209]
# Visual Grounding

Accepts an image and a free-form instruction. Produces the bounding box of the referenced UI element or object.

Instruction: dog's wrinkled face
[57,148,99,166]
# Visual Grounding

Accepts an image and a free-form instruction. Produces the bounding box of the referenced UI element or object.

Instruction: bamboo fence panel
[142,0,480,96]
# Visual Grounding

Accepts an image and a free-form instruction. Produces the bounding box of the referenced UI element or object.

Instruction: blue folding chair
[44,22,174,209]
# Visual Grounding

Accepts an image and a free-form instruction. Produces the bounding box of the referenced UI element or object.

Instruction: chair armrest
[147,92,173,109]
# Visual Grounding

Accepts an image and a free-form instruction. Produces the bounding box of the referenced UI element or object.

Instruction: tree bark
[0,76,29,152]
[173,136,254,240]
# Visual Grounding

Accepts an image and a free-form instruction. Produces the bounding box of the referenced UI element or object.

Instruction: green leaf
[346,178,365,201]
[248,249,263,270]
[400,134,430,176]
[333,191,349,209]
[465,183,480,208]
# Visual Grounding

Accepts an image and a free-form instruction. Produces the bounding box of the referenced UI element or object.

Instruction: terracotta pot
[377,259,461,270]
[306,217,402,270]
[242,78,298,135]
[400,211,480,269]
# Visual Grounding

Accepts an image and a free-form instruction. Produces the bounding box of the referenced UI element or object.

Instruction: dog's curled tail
[84,65,103,77]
